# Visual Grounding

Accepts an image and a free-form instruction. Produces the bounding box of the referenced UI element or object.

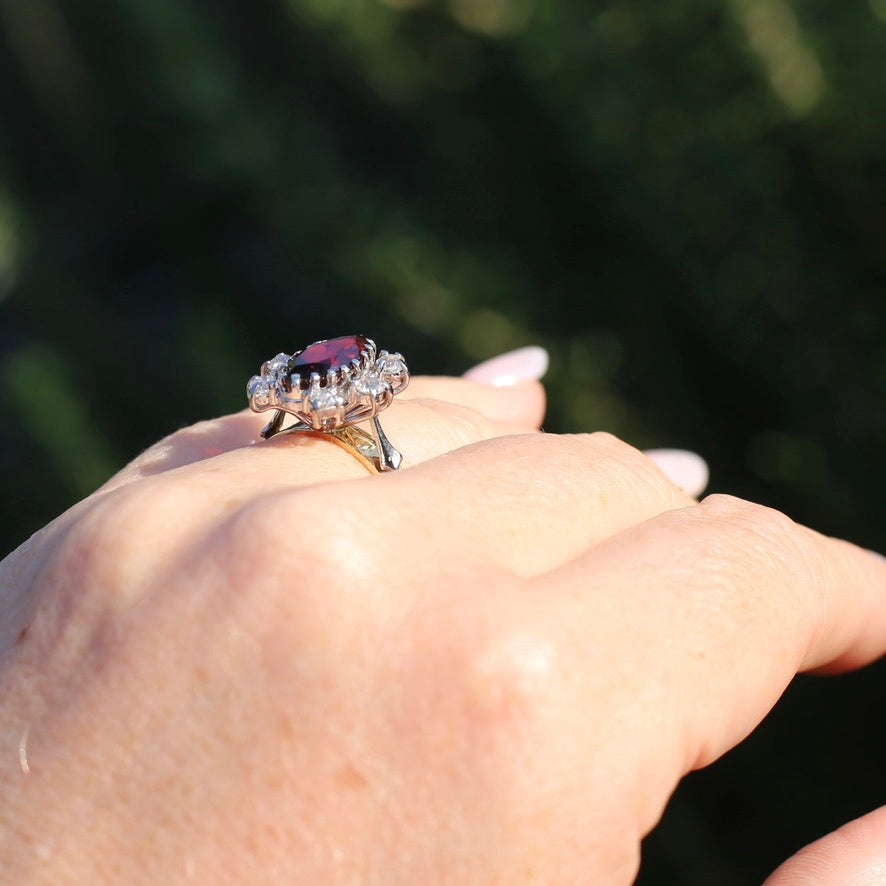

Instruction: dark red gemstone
[287,334,369,386]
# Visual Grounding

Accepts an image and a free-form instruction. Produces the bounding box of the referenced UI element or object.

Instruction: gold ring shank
[296,426,381,475]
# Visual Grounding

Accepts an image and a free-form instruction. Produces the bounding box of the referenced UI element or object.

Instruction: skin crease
[0,376,885,884]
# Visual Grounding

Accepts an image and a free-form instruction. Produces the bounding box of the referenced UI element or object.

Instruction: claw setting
[247,335,409,434]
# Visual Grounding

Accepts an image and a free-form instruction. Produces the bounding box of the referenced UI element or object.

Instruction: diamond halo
[247,335,410,436]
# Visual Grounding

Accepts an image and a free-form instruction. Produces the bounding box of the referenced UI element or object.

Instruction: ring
[246,335,409,472]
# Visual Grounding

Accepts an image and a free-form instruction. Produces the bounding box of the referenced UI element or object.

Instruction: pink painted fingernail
[463,346,549,387]
[644,448,710,498]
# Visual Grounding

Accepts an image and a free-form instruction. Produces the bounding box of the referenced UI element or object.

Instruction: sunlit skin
[0,376,884,883]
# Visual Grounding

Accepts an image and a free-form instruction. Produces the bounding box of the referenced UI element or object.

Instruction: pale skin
[1,376,884,884]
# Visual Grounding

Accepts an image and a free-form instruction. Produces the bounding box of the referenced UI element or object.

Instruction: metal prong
[261,410,286,439]
[370,416,402,471]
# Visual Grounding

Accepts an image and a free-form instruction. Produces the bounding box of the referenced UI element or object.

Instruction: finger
[358,432,696,577]
[100,377,545,492]
[539,495,886,825]
[404,376,546,430]
[643,449,709,498]
[763,805,886,885]
[100,412,264,489]
[101,430,696,601]
[81,429,698,648]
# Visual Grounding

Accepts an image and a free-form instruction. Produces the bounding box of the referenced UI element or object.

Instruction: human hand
[1,358,883,883]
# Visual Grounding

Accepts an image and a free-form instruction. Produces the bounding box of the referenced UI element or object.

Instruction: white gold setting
[247,335,410,471]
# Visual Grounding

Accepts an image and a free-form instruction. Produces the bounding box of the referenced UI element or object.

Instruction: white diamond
[353,372,390,398]
[262,353,290,380]
[247,376,271,408]
[269,353,289,372]
[377,352,407,381]
[310,387,346,411]
[307,386,347,430]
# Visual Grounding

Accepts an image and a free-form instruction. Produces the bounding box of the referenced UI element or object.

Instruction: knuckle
[702,494,798,546]
[472,432,688,516]
[58,481,171,580]
[740,501,799,542]
[128,418,221,470]
[698,494,822,587]
[502,431,639,473]
[391,585,563,756]
[30,477,204,645]
[206,485,390,653]
[373,594,568,832]
[414,611,563,751]
[582,432,687,503]
[225,485,381,592]
[586,429,635,455]
[580,430,641,469]
[465,626,563,732]
[88,474,204,535]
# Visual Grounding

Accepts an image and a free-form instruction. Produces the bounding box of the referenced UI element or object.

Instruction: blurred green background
[1,0,884,880]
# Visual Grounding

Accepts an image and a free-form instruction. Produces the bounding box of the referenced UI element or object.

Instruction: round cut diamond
[378,352,407,382]
[307,386,348,429]
[263,353,290,378]
[247,375,271,408]
[353,371,390,399]
[310,387,346,410]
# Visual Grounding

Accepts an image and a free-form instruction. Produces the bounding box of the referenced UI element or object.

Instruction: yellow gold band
[298,426,381,475]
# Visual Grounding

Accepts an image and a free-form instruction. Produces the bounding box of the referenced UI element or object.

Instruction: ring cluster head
[247,335,409,431]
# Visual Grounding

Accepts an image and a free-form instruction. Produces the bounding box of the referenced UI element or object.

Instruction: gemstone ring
[247,335,409,472]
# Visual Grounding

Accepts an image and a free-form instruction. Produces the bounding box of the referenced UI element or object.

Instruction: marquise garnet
[287,334,369,387]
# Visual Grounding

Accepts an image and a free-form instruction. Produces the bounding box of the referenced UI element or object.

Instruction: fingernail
[462,346,549,387]
[644,448,710,498]
[867,549,886,563]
